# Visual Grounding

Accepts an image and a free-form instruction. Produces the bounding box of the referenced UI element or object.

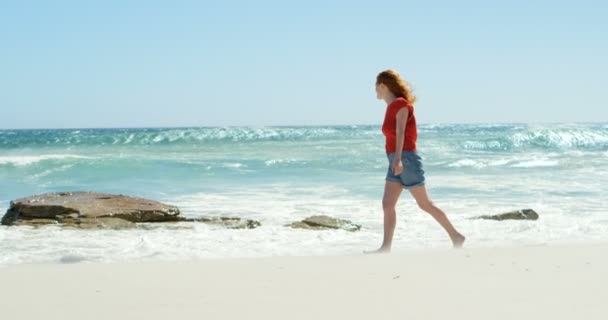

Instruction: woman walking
[367,70,465,253]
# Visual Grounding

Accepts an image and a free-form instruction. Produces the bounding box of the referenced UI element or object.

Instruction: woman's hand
[392,156,403,175]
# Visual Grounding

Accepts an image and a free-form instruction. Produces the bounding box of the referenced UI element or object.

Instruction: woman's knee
[382,199,397,211]
[417,200,435,212]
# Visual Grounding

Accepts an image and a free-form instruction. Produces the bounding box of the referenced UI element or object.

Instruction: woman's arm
[391,107,408,175]
[394,107,408,157]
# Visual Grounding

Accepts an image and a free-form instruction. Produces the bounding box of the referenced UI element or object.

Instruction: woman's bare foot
[364,247,391,254]
[451,233,466,248]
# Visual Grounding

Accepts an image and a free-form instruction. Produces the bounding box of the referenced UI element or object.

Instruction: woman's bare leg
[365,181,403,253]
[409,185,466,248]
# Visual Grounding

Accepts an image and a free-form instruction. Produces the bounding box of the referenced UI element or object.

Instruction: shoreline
[1,242,606,319]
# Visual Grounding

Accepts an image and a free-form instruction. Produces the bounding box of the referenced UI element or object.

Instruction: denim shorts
[386,151,426,189]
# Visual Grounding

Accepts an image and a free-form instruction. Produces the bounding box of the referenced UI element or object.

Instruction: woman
[367,70,465,253]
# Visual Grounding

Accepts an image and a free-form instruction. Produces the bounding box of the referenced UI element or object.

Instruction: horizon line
[1,121,606,131]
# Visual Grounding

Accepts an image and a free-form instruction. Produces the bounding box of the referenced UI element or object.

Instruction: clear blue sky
[1,0,606,129]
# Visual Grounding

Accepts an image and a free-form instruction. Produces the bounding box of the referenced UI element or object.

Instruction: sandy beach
[1,243,606,320]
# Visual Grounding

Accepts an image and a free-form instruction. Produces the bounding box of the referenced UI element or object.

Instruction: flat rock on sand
[1,191,181,227]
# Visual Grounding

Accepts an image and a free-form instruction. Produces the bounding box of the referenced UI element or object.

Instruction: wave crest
[461,126,608,151]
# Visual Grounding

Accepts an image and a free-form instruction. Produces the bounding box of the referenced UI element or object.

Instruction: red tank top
[381,97,418,153]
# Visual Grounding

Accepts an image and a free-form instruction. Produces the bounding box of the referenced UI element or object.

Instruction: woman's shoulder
[390,97,412,110]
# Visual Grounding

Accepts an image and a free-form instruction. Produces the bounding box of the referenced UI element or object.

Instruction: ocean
[1,123,607,265]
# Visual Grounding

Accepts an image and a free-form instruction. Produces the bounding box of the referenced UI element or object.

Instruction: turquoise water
[1,123,607,265]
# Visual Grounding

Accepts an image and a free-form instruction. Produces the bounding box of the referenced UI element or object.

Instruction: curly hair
[376,69,417,105]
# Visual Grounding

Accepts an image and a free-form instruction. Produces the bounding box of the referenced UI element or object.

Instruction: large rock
[2,191,180,227]
[287,215,361,232]
[2,191,263,230]
[473,209,539,221]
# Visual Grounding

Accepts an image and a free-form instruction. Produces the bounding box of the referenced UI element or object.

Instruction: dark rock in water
[137,217,262,230]
[2,191,180,228]
[137,223,196,231]
[63,217,136,230]
[473,209,539,221]
[139,216,262,230]
[13,218,59,227]
[59,255,88,264]
[182,216,262,229]
[287,215,361,232]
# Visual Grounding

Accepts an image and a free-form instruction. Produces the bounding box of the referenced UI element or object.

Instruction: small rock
[287,215,361,232]
[59,255,88,264]
[472,209,539,221]
[184,216,261,229]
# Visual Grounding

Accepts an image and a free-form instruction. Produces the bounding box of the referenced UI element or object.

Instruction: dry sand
[1,243,606,319]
